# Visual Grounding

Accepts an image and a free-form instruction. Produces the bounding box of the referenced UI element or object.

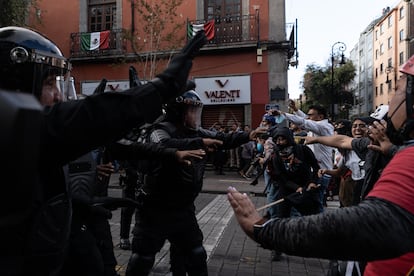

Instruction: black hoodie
[270,127,320,191]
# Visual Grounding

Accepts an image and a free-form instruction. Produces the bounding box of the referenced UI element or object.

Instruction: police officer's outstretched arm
[152,30,207,101]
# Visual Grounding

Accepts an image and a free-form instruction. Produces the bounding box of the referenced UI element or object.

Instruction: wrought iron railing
[188,14,259,46]
[70,29,126,58]
[70,15,258,58]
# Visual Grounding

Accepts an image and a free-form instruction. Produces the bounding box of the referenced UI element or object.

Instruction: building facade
[28,0,295,129]
[350,0,414,117]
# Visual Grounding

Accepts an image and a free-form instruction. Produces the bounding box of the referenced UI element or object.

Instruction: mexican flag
[187,20,215,41]
[80,31,110,51]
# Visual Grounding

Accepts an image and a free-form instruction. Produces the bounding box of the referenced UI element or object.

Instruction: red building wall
[29,0,273,125]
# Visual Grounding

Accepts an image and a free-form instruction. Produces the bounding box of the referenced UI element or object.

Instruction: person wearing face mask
[227,55,414,276]
[271,104,334,213]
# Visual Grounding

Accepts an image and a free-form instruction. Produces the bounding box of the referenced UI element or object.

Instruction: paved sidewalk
[108,169,336,275]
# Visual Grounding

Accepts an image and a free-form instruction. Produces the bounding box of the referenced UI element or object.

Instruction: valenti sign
[81,80,130,96]
[194,75,251,105]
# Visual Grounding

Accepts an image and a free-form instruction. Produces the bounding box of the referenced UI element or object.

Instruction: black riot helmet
[165,80,203,131]
[0,26,72,100]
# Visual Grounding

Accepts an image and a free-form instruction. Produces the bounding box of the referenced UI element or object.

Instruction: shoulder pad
[150,128,171,143]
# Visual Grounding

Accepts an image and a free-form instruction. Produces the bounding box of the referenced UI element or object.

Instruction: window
[388,81,392,92]
[380,24,384,34]
[380,63,384,73]
[380,43,384,55]
[400,29,405,42]
[375,49,379,59]
[399,6,404,20]
[399,52,404,65]
[388,58,392,68]
[206,0,242,19]
[205,0,242,43]
[375,86,378,97]
[388,36,393,49]
[380,83,383,95]
[375,30,378,40]
[388,15,392,27]
[88,0,116,32]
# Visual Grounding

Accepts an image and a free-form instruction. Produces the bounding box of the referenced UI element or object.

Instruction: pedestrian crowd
[228,63,414,275]
[1,24,413,276]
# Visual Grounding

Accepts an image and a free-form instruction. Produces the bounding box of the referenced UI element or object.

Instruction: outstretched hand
[181,30,208,58]
[249,127,268,140]
[227,186,263,240]
[304,136,318,145]
[175,149,206,165]
[367,120,394,155]
[97,162,115,178]
[154,30,207,102]
[288,99,298,111]
[202,138,223,152]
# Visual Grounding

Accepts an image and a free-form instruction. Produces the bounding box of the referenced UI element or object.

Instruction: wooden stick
[256,198,284,211]
[256,184,320,212]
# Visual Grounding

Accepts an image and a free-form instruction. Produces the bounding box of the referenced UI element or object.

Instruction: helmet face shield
[37,65,73,105]
[184,105,203,130]
[173,89,203,131]
[0,27,72,103]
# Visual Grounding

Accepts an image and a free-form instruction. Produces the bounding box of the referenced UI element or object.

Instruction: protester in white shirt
[270,102,334,212]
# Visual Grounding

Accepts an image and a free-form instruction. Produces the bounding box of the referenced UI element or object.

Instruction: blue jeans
[264,171,279,218]
[317,174,331,212]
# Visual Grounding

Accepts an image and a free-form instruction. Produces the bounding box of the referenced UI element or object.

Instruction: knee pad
[189,245,207,263]
[170,245,207,276]
[187,246,207,276]
[125,253,155,276]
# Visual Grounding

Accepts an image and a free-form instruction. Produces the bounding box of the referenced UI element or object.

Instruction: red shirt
[365,146,414,275]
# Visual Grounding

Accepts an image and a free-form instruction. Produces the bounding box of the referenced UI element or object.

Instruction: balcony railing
[188,14,259,47]
[70,29,126,58]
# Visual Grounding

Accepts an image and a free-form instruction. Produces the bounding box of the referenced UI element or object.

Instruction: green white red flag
[80,31,110,51]
[187,20,215,41]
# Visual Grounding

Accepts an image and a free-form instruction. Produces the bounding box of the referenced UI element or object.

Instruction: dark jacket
[269,127,320,192]
[1,83,164,276]
[140,122,251,209]
[255,198,414,261]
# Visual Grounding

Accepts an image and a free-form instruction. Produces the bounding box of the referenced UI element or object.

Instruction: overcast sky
[285,0,400,99]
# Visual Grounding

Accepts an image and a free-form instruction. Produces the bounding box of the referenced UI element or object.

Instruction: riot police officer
[0,26,207,276]
[125,85,263,276]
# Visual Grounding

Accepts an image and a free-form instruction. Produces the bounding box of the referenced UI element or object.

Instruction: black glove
[92,78,107,95]
[180,29,209,58]
[129,65,141,88]
[152,30,207,102]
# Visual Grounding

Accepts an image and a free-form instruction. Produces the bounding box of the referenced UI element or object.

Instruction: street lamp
[385,66,394,84]
[331,41,346,121]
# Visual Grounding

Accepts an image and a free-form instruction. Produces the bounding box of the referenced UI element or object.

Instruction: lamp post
[330,41,346,121]
[385,65,394,84]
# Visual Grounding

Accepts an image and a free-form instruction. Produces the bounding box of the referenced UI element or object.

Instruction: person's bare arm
[305,134,353,150]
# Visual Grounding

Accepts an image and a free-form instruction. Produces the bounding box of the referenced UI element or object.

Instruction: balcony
[70,29,126,61]
[70,15,259,60]
[188,14,259,50]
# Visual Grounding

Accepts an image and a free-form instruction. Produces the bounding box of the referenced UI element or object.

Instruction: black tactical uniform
[0,26,206,276]
[126,90,252,276]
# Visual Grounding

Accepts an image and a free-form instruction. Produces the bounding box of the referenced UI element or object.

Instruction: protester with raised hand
[228,56,414,275]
